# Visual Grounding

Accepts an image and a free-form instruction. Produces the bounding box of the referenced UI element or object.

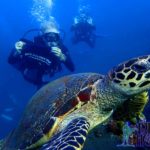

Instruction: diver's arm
[8,40,26,64]
[8,48,21,64]
[50,47,66,61]
[63,55,75,72]
[50,45,75,72]
[60,45,75,72]
[8,39,35,65]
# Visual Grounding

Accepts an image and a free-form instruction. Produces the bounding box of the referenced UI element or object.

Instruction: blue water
[0,0,150,149]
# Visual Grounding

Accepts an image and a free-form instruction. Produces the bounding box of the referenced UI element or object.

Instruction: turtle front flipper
[108,91,149,136]
[40,117,90,150]
[113,91,148,123]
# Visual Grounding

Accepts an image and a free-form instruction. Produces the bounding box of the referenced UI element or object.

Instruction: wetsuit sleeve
[8,48,21,64]
[8,39,34,71]
[60,45,75,72]
[64,55,75,72]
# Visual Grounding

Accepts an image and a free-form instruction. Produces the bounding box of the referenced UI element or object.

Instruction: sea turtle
[1,55,150,150]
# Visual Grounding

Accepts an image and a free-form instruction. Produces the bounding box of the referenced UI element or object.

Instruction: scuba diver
[8,21,75,89]
[71,5,96,48]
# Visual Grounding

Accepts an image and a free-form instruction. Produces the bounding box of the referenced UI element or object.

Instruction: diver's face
[42,32,60,47]
[47,42,57,47]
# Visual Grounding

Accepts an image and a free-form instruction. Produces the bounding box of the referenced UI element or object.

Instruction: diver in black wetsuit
[71,6,96,48]
[8,24,75,89]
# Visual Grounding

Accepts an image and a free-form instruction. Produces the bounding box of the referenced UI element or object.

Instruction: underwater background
[0,0,150,149]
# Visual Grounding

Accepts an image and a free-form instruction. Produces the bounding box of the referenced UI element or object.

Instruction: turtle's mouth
[25,53,51,65]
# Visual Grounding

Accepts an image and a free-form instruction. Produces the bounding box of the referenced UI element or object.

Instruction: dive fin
[40,117,90,150]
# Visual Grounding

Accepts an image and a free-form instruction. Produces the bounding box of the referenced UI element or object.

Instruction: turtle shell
[3,73,103,149]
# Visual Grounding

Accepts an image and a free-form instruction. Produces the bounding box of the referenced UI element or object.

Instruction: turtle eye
[132,64,147,73]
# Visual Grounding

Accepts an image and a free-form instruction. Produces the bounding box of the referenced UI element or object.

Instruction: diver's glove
[15,41,26,53]
[51,47,66,61]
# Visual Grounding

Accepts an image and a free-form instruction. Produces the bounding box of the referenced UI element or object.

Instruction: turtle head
[108,55,150,95]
